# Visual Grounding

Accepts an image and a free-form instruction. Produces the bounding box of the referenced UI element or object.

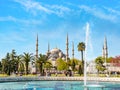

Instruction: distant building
[46,48,66,66]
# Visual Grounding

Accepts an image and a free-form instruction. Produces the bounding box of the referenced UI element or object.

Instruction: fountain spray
[84,22,89,86]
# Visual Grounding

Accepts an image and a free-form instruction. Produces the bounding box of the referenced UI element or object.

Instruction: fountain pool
[0,81,120,90]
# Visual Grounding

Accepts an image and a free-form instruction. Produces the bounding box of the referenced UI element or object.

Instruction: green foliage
[0,61,2,72]
[36,54,47,75]
[77,42,85,51]
[17,56,24,73]
[1,50,31,75]
[106,57,113,63]
[78,65,82,75]
[18,61,24,73]
[70,58,79,71]
[1,50,23,75]
[56,58,67,70]
[10,49,17,74]
[95,56,106,73]
[2,53,11,75]
[22,52,33,75]
[44,61,52,70]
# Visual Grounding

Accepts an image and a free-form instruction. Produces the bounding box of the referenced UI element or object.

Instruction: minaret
[102,37,108,64]
[102,45,105,58]
[47,42,50,56]
[72,42,74,59]
[48,43,50,53]
[36,34,38,59]
[66,33,69,62]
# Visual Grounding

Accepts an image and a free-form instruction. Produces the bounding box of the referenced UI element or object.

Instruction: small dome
[50,48,61,53]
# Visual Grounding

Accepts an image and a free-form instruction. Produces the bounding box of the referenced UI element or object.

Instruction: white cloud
[14,0,52,14]
[47,5,71,17]
[0,32,26,43]
[0,16,42,25]
[79,5,117,22]
[0,16,17,22]
[14,0,71,17]
[104,7,120,16]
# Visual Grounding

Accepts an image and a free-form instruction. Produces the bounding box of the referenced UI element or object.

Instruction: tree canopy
[56,58,67,70]
[95,56,106,73]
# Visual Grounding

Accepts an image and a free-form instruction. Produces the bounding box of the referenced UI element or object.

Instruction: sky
[0,0,120,61]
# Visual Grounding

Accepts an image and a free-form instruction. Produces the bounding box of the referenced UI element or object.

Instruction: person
[64,71,67,76]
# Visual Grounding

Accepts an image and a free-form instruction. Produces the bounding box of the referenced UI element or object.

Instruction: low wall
[0,76,120,82]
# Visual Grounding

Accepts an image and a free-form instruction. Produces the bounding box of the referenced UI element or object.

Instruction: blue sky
[0,0,120,60]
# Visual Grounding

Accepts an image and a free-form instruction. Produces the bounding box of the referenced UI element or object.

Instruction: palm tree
[15,55,24,74]
[22,53,33,75]
[36,54,47,76]
[18,56,24,75]
[77,42,85,74]
[10,50,16,60]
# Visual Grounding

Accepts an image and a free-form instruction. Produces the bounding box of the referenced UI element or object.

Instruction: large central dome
[47,48,66,61]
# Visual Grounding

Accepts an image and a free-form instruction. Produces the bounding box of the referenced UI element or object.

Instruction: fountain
[84,23,105,90]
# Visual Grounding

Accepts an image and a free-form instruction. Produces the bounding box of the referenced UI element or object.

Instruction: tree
[56,58,67,70]
[22,53,33,75]
[78,64,82,76]
[95,56,106,73]
[71,59,76,71]
[1,50,24,75]
[70,58,79,71]
[76,60,82,75]
[36,54,47,75]
[0,61,2,73]
[16,55,24,74]
[102,57,113,63]
[44,61,52,71]
[1,58,8,74]
[2,53,11,75]
[77,42,85,74]
[10,49,17,74]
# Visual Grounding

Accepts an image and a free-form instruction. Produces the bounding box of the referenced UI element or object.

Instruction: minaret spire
[72,42,74,59]
[36,34,38,59]
[102,36,108,64]
[66,33,69,62]
[102,45,105,58]
[47,42,50,57]
[48,42,50,53]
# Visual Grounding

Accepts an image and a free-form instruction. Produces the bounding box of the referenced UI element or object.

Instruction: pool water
[0,81,120,90]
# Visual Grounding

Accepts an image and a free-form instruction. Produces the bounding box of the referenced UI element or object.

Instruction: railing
[0,76,120,82]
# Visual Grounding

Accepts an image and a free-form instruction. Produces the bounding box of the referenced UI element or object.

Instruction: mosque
[35,34,72,66]
[30,34,73,73]
[31,34,109,74]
